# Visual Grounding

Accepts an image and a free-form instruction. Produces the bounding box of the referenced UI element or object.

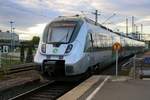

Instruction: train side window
[84,32,93,52]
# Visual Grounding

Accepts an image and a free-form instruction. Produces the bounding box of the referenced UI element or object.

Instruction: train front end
[34,17,85,79]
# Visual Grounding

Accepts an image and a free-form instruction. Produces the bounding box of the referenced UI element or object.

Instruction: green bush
[26,46,33,63]
[20,45,25,62]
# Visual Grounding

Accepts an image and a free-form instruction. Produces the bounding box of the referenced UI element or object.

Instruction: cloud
[14,23,47,40]
[27,23,47,36]
[0,0,150,40]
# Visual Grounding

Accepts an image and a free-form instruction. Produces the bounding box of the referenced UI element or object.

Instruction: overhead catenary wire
[101,13,116,25]
[2,3,147,40]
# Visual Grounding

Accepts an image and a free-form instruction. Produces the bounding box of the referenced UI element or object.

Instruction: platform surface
[58,75,107,100]
[59,75,150,100]
[92,79,150,100]
[58,51,150,100]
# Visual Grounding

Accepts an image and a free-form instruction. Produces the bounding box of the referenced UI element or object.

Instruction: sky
[0,0,150,40]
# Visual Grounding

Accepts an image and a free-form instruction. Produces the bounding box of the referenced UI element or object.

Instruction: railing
[132,55,150,79]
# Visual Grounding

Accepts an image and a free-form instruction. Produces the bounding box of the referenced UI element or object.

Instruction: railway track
[97,55,134,75]
[8,57,131,100]
[4,55,135,100]
[9,80,80,100]
[0,63,38,75]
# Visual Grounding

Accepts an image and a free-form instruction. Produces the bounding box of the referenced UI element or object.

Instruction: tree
[25,36,40,63]
[26,46,33,63]
[20,45,25,62]
[32,36,40,45]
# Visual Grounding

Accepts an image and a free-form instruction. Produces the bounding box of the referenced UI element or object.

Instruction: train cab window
[47,22,76,43]
[42,20,84,44]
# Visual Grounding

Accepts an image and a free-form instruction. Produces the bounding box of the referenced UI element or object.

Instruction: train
[34,15,145,79]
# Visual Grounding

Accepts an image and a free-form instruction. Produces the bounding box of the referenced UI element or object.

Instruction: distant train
[34,15,145,79]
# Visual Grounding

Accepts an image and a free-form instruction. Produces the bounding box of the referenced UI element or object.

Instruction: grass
[120,68,131,76]
[2,58,22,66]
[0,57,23,78]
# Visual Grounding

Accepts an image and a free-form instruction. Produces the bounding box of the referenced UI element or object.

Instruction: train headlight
[65,44,73,53]
[41,44,46,53]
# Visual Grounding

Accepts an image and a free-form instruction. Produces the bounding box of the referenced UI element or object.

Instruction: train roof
[53,15,144,42]
[84,17,144,42]
[53,14,83,22]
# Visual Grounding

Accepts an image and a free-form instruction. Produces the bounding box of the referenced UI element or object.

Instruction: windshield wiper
[66,28,70,41]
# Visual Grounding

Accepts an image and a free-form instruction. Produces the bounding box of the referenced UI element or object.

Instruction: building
[0,30,19,52]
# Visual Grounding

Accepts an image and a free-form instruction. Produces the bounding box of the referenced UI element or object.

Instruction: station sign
[112,42,122,77]
[2,46,9,53]
[144,57,150,64]
[112,42,122,51]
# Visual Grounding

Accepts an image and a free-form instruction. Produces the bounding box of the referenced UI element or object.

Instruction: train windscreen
[47,22,76,43]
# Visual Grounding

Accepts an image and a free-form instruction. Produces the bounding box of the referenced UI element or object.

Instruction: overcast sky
[0,0,150,40]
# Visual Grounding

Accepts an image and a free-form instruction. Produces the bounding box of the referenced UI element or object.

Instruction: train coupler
[42,60,65,77]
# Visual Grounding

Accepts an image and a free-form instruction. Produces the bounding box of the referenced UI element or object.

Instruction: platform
[58,76,150,100]
[58,75,108,100]
[58,51,150,100]
[91,79,150,100]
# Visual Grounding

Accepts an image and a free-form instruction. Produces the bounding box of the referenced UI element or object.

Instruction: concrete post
[133,55,136,79]
[116,50,118,76]
[0,48,1,68]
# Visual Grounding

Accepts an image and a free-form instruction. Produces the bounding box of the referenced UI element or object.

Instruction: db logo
[53,48,58,53]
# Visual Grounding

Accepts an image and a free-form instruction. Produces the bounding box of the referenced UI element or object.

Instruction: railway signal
[112,42,122,76]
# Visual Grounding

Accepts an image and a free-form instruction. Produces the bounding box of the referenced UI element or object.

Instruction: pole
[141,24,143,40]
[126,17,128,36]
[136,25,138,33]
[116,50,118,76]
[133,55,136,79]
[0,48,1,68]
[10,21,14,51]
[95,10,98,25]
[91,10,100,25]
[132,16,134,33]
[135,25,140,39]
[13,28,15,50]
[141,24,143,34]
[10,21,14,65]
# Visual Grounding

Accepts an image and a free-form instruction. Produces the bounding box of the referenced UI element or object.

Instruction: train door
[84,31,93,69]
[84,31,95,68]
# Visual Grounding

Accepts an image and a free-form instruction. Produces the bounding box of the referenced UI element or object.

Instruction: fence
[132,55,150,79]
[0,46,36,75]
